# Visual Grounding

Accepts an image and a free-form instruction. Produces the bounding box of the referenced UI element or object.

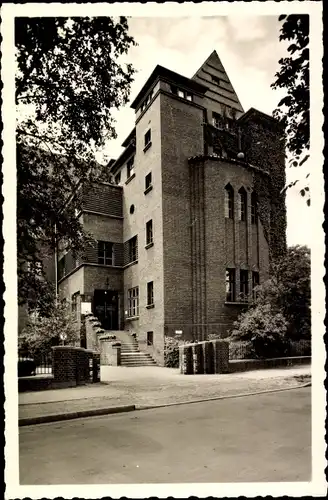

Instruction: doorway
[93,289,119,330]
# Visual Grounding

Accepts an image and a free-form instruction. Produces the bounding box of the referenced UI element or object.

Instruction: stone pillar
[179,344,194,374]
[192,343,204,374]
[213,339,230,374]
[203,341,215,374]
[99,339,121,366]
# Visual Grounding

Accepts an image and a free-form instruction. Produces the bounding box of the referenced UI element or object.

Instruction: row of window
[115,130,152,185]
[127,281,154,317]
[226,269,259,303]
[225,185,258,223]
[170,85,193,102]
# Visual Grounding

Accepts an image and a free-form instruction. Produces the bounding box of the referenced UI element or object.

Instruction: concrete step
[121,354,156,358]
[121,360,157,366]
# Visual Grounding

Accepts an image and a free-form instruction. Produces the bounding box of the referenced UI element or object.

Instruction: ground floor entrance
[93,289,119,330]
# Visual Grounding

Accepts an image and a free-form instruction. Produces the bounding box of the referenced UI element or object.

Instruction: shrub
[164,336,189,368]
[229,340,256,360]
[230,304,288,359]
[19,302,80,358]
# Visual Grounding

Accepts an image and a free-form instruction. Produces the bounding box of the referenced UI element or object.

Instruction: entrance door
[93,289,119,330]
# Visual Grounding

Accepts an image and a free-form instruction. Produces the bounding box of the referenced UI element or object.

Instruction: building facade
[58,51,286,366]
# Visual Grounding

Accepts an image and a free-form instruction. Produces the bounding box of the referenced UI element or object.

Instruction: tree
[16,17,136,311]
[231,245,311,348]
[18,301,80,358]
[271,15,310,203]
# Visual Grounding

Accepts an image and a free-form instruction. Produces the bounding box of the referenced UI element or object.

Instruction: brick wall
[83,183,123,217]
[187,157,270,339]
[121,91,165,366]
[161,92,204,336]
[52,346,94,386]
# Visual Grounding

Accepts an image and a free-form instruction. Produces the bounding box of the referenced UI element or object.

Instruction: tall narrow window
[127,157,135,179]
[146,220,153,246]
[115,172,121,185]
[147,331,154,346]
[145,172,152,192]
[128,236,138,263]
[128,287,139,317]
[144,129,151,148]
[98,241,114,266]
[71,291,80,319]
[252,271,260,300]
[240,270,249,302]
[225,184,234,219]
[239,188,247,221]
[251,192,258,224]
[147,281,154,306]
[225,269,236,302]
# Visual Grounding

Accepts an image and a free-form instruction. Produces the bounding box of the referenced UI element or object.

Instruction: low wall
[99,338,121,366]
[228,356,311,373]
[84,314,105,351]
[18,346,100,392]
[179,340,311,376]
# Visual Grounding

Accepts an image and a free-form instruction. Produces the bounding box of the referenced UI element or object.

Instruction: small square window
[146,220,153,246]
[177,89,185,98]
[147,281,154,306]
[145,172,152,191]
[144,129,151,148]
[186,93,193,101]
[147,331,154,346]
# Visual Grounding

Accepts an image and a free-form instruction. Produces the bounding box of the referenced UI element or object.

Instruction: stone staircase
[109,331,157,367]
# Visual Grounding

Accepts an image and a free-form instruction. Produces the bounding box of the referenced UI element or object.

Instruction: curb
[136,382,311,411]
[19,404,136,427]
[19,380,310,426]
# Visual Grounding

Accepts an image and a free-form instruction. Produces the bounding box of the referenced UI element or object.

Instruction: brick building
[58,51,286,366]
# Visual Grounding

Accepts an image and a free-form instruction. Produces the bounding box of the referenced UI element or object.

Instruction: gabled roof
[130,65,208,110]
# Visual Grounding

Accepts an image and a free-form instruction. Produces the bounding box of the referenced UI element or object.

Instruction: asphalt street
[19,387,311,484]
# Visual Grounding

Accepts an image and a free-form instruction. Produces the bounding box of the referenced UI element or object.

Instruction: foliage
[19,302,80,358]
[16,17,136,309]
[271,15,310,201]
[230,304,288,359]
[164,336,189,368]
[229,341,256,360]
[230,245,311,357]
[256,245,311,339]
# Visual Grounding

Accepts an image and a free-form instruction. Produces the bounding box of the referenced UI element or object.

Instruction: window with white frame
[98,241,114,266]
[128,287,139,317]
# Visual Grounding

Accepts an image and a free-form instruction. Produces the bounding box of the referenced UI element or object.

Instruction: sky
[97,16,312,249]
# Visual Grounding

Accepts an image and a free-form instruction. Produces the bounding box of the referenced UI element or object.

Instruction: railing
[18,353,53,376]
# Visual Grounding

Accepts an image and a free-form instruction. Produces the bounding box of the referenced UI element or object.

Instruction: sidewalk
[19,365,311,425]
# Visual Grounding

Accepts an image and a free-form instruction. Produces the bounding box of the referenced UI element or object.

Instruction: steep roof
[192,50,244,114]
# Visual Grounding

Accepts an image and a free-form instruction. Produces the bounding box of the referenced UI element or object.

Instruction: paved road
[19,388,311,484]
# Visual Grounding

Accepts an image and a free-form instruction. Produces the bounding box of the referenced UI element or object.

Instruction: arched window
[239,187,247,221]
[224,184,234,219]
[251,192,258,224]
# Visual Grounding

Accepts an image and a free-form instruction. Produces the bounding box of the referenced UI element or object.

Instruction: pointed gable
[192,50,244,116]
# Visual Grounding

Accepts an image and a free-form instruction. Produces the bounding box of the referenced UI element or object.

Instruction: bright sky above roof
[98,16,311,248]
